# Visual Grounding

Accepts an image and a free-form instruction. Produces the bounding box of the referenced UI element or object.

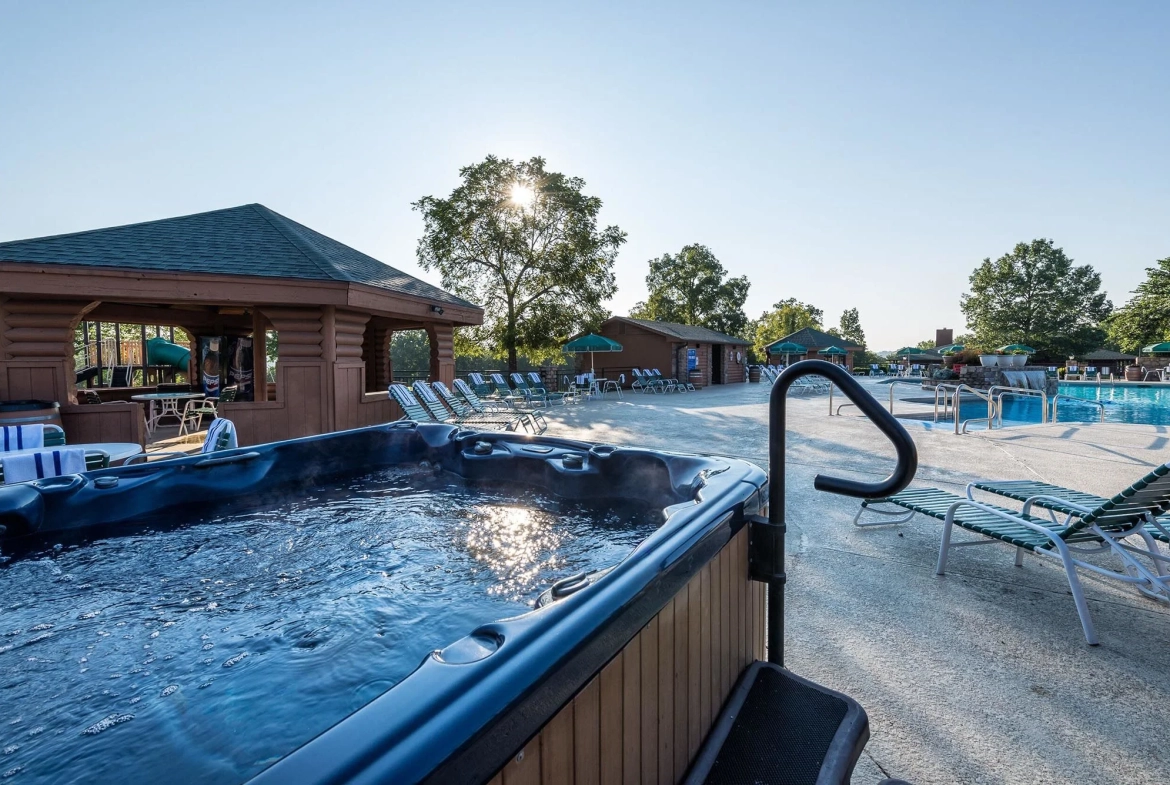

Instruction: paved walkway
[541,381,1170,785]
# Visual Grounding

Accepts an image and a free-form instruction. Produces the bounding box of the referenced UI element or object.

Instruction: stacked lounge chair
[412,381,525,432]
[454,379,547,433]
[854,466,1170,644]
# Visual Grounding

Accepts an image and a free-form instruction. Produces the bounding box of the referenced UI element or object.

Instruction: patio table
[131,392,205,435]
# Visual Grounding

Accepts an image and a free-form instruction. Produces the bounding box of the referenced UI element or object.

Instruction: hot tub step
[684,660,869,785]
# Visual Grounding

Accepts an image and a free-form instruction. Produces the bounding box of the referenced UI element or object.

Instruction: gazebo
[0,204,482,446]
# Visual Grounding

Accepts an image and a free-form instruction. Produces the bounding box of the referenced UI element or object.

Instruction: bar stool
[603,374,624,399]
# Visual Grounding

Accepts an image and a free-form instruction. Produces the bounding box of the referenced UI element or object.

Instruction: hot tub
[0,422,767,784]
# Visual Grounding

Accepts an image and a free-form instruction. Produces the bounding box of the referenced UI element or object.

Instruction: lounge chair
[854,467,1170,644]
[489,373,535,408]
[631,368,663,394]
[651,368,685,392]
[453,379,547,433]
[431,381,536,433]
[413,381,522,432]
[467,372,497,400]
[512,372,568,406]
[630,368,647,393]
[389,383,438,423]
[525,372,573,404]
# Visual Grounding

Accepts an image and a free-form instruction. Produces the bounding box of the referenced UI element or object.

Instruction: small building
[0,203,481,446]
[591,317,749,387]
[1081,349,1137,376]
[765,327,863,370]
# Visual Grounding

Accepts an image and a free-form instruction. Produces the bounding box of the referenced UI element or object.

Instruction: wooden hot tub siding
[490,525,765,785]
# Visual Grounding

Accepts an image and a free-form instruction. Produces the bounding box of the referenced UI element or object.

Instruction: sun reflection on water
[463,504,565,601]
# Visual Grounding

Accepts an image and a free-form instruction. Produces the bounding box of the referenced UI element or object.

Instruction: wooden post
[252,309,267,402]
[426,323,456,385]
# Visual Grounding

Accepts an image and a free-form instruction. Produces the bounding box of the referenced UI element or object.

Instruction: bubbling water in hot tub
[0,466,661,784]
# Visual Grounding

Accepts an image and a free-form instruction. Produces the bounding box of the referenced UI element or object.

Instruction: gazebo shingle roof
[766,326,862,352]
[0,203,474,308]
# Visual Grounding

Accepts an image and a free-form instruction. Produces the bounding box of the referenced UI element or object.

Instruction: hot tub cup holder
[561,452,586,469]
[588,444,616,459]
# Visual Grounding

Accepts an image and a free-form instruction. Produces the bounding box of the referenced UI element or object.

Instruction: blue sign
[687,348,698,370]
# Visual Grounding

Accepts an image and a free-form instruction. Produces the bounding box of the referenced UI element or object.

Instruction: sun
[509,182,535,208]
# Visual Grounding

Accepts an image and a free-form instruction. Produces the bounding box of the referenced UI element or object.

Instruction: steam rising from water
[0,467,658,784]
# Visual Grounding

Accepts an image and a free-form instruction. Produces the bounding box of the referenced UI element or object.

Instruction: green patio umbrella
[1142,342,1170,354]
[999,344,1035,353]
[562,332,623,373]
[768,340,806,365]
[936,343,964,353]
[818,345,848,365]
[896,346,928,356]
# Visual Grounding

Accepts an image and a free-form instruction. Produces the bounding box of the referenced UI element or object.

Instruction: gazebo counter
[59,401,147,448]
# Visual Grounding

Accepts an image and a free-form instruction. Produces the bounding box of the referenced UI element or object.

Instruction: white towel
[1,424,44,452]
[203,418,237,453]
[2,448,86,484]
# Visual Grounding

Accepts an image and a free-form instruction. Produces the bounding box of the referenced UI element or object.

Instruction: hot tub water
[0,467,660,784]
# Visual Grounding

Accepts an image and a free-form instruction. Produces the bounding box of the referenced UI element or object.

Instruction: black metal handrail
[764,360,918,666]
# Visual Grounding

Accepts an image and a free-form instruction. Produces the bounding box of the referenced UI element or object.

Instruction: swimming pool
[924,383,1170,427]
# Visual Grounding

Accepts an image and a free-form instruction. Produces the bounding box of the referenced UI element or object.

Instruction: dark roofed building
[0,204,482,446]
[765,327,864,370]
[594,316,750,388]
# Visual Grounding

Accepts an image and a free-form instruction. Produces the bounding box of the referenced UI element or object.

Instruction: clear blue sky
[2,1,1167,350]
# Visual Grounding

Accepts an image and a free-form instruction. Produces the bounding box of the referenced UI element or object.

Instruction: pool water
[0,467,660,784]
[948,384,1170,427]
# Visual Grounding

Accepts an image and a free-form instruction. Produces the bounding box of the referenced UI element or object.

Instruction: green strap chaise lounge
[453,379,547,434]
[854,465,1170,644]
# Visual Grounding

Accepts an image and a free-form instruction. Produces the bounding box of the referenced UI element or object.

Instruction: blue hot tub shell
[0,422,767,784]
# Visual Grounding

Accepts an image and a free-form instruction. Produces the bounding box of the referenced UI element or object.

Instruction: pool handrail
[766,360,918,667]
[1051,394,1106,423]
[987,385,1048,427]
[934,383,997,434]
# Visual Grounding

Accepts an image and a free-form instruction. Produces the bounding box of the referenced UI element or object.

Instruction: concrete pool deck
[539,380,1170,784]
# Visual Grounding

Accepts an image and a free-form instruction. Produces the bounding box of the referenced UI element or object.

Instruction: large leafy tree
[1106,257,1170,354]
[629,244,750,337]
[836,307,866,348]
[750,299,823,360]
[414,155,626,371]
[960,239,1112,358]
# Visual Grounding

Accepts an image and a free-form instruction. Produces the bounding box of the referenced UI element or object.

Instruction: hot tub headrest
[0,483,46,536]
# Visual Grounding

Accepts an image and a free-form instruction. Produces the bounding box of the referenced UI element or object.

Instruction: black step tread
[685,661,869,785]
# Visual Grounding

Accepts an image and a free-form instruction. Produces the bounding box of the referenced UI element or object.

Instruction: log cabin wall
[60,402,146,446]
[426,323,456,386]
[0,297,94,405]
[222,306,403,444]
[490,525,765,785]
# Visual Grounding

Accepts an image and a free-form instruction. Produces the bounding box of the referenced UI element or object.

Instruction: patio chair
[853,467,1170,644]
[602,374,624,398]
[1,447,109,485]
[2,424,67,451]
[124,418,238,465]
[630,368,647,393]
[1085,367,1099,380]
[483,373,525,407]
[431,381,535,433]
[453,379,547,433]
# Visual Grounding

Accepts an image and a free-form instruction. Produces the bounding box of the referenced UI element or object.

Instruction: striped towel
[203,418,237,453]
[1,424,45,452]
[3,448,86,484]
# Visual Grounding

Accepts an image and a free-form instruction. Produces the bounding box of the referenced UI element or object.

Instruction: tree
[629,244,750,337]
[1106,257,1170,354]
[837,308,866,349]
[414,155,626,371]
[916,339,937,350]
[750,299,823,360]
[960,239,1112,357]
